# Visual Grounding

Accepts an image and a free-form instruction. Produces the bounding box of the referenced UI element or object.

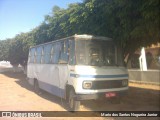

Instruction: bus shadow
[1,71,70,111]
[34,90,70,111]
[81,86,160,111]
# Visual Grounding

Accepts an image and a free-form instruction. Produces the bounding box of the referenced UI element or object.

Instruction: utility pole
[139,47,147,71]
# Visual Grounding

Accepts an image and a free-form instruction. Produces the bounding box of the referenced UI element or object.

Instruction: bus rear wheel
[69,89,80,111]
[34,79,40,94]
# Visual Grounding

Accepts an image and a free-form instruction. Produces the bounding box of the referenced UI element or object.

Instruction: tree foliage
[0,0,159,65]
[0,39,10,61]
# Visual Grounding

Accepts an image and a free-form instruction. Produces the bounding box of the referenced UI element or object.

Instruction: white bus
[27,34,128,111]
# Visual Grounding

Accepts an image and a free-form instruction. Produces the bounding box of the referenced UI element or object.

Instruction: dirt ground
[0,71,159,120]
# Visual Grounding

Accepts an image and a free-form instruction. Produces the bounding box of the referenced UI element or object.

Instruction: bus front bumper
[75,90,128,100]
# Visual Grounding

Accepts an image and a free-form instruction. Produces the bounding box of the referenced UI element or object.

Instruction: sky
[0,0,82,40]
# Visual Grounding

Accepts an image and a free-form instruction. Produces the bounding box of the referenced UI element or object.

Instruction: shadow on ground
[1,71,70,111]
[2,71,160,112]
[81,86,160,111]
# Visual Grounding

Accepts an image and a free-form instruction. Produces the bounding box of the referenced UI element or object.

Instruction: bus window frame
[69,40,76,65]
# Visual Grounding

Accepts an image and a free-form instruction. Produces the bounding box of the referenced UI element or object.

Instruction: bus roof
[74,34,112,41]
[30,34,112,49]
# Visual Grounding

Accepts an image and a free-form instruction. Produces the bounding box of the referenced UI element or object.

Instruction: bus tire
[69,89,80,111]
[34,79,40,94]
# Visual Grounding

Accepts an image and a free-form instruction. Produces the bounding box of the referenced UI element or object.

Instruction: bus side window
[36,46,43,64]
[51,42,61,64]
[59,40,69,64]
[50,44,54,64]
[28,49,31,63]
[69,40,75,65]
[44,44,52,64]
[30,48,35,63]
[41,46,44,64]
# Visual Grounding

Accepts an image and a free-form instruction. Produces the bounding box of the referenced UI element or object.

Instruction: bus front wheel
[69,89,80,111]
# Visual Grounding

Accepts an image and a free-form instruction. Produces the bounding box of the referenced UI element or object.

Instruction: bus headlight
[122,80,128,86]
[83,81,92,89]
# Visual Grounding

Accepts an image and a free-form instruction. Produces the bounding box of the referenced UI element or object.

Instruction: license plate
[105,92,116,98]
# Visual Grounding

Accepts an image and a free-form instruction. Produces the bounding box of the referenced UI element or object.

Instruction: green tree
[8,32,35,66]
[0,39,11,61]
[1,0,159,64]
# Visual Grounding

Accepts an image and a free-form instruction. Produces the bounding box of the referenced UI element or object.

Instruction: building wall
[128,69,160,84]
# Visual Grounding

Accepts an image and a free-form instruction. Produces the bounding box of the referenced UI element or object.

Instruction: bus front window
[104,46,116,66]
[89,48,101,66]
[76,40,122,66]
[76,41,87,65]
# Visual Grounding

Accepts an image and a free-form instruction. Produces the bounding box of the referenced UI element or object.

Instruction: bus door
[57,40,70,98]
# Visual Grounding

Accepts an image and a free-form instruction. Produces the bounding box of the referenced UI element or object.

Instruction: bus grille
[90,80,127,90]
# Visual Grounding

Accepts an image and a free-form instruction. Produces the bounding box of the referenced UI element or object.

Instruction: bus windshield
[76,40,123,66]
